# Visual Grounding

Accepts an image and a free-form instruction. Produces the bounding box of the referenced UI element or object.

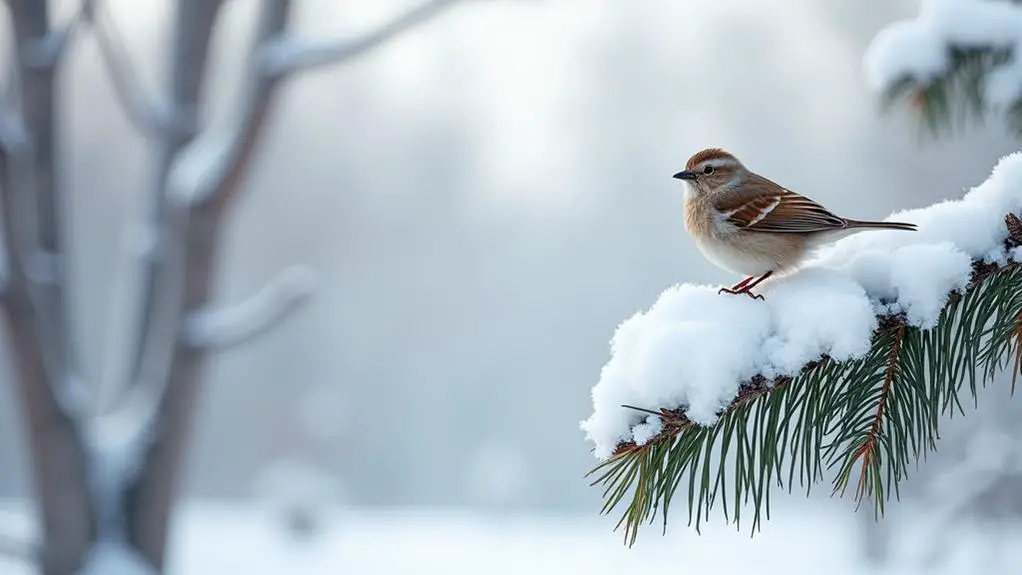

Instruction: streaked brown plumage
[673,148,916,299]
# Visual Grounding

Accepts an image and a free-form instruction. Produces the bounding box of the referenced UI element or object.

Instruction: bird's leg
[720,275,755,294]
[718,271,773,300]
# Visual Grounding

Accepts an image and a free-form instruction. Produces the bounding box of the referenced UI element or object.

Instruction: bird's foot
[717,286,765,300]
[717,271,772,300]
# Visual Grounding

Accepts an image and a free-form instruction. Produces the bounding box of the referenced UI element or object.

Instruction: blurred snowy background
[3,0,1022,573]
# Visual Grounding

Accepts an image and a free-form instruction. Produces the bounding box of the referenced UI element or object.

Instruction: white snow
[81,407,157,572]
[581,152,1022,460]
[87,425,149,509]
[863,0,1022,107]
[252,457,347,542]
[78,541,155,575]
[2,500,1021,575]
[630,414,663,446]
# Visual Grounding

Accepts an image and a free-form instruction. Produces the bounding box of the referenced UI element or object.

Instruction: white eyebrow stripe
[746,197,781,226]
[703,158,740,170]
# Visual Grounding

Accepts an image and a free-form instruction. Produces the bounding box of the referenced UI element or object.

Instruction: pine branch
[879,48,1017,140]
[864,1,1022,138]
[843,325,903,507]
[587,214,1022,545]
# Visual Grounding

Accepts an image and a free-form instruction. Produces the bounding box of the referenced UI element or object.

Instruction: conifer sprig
[881,46,1022,138]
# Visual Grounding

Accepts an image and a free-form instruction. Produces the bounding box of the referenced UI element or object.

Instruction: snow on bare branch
[260,0,462,76]
[182,265,318,350]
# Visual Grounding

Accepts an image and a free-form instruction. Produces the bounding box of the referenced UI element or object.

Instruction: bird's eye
[702,165,715,175]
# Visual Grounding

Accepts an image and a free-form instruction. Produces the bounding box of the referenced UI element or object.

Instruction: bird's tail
[844,219,917,232]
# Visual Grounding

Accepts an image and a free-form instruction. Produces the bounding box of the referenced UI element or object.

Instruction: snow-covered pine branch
[864,0,1022,136]
[582,152,1022,544]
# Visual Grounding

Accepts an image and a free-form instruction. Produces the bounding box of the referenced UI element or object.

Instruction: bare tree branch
[182,265,317,350]
[168,0,292,208]
[0,0,474,571]
[17,6,83,71]
[6,0,89,416]
[0,4,96,573]
[44,2,84,66]
[0,112,32,278]
[87,1,173,137]
[124,0,469,404]
[0,115,81,416]
[124,0,471,557]
[261,0,462,76]
[116,0,225,412]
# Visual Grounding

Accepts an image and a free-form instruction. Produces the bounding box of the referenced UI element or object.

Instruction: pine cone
[1005,213,1022,249]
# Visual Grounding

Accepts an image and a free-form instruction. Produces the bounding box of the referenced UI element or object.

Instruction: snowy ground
[1,500,1020,574]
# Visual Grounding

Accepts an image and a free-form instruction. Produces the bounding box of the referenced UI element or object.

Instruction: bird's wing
[712,181,847,234]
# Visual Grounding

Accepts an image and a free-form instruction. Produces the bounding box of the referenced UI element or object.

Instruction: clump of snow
[837,243,972,329]
[863,0,1022,106]
[581,273,875,459]
[581,152,1022,460]
[630,415,663,446]
[581,285,771,458]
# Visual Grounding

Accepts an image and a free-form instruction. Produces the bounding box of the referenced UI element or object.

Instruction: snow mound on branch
[863,0,1022,106]
[581,152,1022,460]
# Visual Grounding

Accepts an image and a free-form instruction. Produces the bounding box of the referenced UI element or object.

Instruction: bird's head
[673,148,746,195]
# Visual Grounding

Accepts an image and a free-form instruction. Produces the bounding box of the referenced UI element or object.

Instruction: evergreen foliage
[878,6,1022,142]
[882,47,1021,138]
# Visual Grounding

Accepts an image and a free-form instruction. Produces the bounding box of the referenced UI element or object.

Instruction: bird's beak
[672,170,697,181]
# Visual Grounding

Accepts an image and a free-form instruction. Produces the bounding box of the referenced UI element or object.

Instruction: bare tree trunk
[0,1,469,573]
[0,2,94,573]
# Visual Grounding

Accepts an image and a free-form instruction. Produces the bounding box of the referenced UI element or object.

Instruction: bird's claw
[717,287,765,300]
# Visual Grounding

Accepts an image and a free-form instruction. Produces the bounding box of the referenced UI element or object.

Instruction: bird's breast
[684,195,802,276]
[694,233,778,276]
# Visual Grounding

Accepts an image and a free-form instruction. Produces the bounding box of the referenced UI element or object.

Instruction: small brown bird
[673,148,916,300]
